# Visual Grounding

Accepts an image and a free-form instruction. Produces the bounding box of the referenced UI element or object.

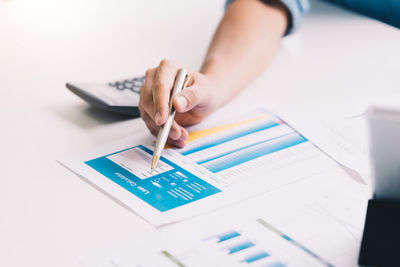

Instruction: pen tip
[151,155,159,172]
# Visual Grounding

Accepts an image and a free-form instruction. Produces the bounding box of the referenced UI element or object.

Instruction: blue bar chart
[203,229,286,266]
[201,132,307,173]
[178,114,308,175]
[181,120,280,156]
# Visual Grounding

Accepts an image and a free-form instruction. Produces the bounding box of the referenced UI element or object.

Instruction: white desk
[0,0,399,266]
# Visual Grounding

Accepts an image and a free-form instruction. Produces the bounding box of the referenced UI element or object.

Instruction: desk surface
[1,0,399,266]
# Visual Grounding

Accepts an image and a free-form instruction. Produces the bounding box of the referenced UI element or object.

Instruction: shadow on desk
[54,103,133,129]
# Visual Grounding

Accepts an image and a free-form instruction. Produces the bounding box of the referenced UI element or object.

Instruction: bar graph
[175,113,308,176]
[194,214,335,267]
[107,205,343,267]
[201,229,288,266]
[201,133,306,173]
[183,115,272,144]
[181,120,280,156]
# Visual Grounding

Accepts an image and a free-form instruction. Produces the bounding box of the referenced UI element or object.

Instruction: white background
[0,0,399,266]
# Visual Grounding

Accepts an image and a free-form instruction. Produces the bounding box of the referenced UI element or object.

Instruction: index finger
[153,59,179,126]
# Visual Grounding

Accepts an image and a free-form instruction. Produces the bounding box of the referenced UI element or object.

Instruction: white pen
[151,68,190,172]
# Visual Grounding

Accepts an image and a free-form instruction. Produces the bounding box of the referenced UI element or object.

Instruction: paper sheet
[59,109,336,226]
[280,95,400,184]
[280,104,370,183]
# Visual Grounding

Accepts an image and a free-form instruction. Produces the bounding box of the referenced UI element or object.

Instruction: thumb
[173,86,206,112]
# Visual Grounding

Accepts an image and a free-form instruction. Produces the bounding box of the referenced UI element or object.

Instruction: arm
[139,0,289,147]
[200,0,289,107]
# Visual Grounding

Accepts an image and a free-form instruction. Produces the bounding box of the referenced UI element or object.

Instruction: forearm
[200,0,288,106]
[139,0,289,144]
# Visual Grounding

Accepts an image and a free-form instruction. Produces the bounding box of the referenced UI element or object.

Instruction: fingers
[139,107,159,137]
[139,105,188,148]
[167,137,186,148]
[141,109,184,140]
[139,68,156,121]
[168,120,181,140]
[140,59,180,125]
[167,125,188,148]
[139,59,194,148]
[152,59,178,126]
[173,85,208,113]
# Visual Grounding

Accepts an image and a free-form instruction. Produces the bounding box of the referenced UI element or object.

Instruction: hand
[139,59,224,148]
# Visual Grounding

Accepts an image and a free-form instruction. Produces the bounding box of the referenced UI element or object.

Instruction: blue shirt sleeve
[280,0,310,35]
[325,0,400,29]
[225,0,310,36]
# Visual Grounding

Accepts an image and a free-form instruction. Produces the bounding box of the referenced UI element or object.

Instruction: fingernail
[175,95,188,109]
[180,130,188,141]
[175,140,186,148]
[155,112,162,125]
[169,129,180,140]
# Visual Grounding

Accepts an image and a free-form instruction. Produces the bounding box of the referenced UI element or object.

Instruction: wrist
[201,77,231,111]
[200,58,235,108]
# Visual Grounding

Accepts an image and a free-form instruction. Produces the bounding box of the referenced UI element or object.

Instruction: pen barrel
[153,68,189,158]
[154,110,176,156]
[170,69,188,101]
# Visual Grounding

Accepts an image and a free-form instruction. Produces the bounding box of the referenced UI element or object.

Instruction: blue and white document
[59,110,336,226]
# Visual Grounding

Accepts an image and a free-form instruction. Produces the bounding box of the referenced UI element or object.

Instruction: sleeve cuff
[279,0,309,35]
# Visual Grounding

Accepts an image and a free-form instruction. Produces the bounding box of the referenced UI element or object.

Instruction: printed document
[59,110,336,226]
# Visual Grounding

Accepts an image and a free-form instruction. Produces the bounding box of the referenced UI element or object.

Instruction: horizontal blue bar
[217,231,240,243]
[227,241,255,254]
[264,262,286,267]
[197,133,291,165]
[204,132,307,173]
[241,251,270,263]
[181,120,280,156]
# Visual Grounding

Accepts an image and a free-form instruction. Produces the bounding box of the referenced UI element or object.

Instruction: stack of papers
[59,108,372,266]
